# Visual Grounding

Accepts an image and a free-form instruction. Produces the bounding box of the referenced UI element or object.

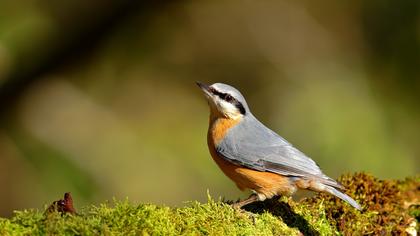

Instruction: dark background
[0,0,419,217]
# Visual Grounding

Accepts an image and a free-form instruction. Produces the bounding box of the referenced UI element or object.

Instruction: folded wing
[216,115,343,189]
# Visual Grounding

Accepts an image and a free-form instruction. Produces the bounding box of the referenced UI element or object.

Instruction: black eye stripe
[215,92,231,101]
[209,87,217,94]
[209,87,246,115]
[210,89,225,98]
[234,101,246,115]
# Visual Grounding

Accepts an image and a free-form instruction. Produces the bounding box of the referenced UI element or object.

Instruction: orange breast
[207,117,295,199]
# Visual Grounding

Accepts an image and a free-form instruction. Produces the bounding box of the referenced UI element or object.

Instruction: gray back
[216,113,342,188]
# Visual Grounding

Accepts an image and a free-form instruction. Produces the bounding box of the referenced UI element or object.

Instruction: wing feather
[216,115,342,189]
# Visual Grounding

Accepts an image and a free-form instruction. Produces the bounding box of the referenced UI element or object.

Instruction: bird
[196,82,362,210]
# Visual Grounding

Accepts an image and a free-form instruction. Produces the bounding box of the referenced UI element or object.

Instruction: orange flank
[207,117,295,199]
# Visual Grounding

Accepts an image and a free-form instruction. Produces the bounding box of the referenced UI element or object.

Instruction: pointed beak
[196,81,212,98]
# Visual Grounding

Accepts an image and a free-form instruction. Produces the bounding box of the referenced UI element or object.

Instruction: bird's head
[196,82,249,120]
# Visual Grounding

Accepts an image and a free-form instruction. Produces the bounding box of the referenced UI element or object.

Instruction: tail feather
[325,186,362,210]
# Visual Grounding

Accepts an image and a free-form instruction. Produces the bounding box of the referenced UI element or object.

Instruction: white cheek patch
[217,100,242,119]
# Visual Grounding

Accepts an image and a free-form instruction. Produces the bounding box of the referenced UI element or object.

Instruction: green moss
[302,173,420,235]
[0,173,418,235]
[0,198,298,236]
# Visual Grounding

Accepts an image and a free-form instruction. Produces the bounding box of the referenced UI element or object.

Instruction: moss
[302,173,420,235]
[0,173,418,235]
[0,198,298,236]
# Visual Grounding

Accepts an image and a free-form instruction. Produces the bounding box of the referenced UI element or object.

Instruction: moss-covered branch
[0,173,419,235]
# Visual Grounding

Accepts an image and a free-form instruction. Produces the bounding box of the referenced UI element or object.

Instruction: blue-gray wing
[216,115,342,189]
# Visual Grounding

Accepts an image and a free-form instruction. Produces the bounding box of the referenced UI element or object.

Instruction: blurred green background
[0,0,419,217]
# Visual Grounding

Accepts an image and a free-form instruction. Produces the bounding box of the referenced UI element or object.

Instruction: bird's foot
[231,194,260,223]
[231,194,260,209]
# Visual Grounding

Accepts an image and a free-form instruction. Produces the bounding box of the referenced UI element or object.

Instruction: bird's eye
[225,94,233,102]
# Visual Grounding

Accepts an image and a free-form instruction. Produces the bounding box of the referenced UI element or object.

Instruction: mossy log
[0,173,418,235]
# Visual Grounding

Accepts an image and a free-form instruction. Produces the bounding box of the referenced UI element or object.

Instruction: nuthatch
[197,82,361,210]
